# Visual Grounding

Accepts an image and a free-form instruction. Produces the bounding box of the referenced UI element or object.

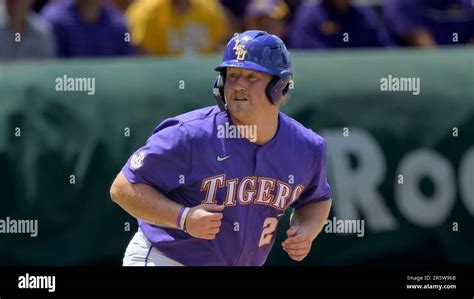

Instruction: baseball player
[110,30,332,266]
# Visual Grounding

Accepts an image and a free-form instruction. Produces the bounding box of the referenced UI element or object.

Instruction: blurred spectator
[107,0,133,12]
[383,0,474,47]
[0,0,55,60]
[126,0,228,56]
[220,0,248,19]
[284,0,302,20]
[288,0,393,49]
[41,0,134,57]
[32,0,49,13]
[244,0,290,41]
[220,0,248,33]
[220,0,301,36]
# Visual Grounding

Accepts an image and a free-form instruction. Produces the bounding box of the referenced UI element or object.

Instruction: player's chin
[226,107,249,121]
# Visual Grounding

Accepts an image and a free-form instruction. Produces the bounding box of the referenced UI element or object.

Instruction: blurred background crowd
[1,0,473,60]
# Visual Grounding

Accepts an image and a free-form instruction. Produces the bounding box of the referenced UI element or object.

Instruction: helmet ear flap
[266,72,292,105]
[216,72,225,88]
[265,76,280,104]
[213,72,227,111]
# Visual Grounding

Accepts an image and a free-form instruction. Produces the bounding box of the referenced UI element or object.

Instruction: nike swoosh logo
[217,155,231,162]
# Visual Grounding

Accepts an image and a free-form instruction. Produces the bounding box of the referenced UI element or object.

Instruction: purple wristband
[177,207,186,229]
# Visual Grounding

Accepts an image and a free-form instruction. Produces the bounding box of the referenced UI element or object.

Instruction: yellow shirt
[127,0,228,56]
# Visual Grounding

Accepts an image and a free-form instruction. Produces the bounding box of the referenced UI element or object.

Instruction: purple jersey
[122,106,331,266]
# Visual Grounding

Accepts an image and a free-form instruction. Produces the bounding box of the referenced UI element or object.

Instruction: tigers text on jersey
[122,106,331,266]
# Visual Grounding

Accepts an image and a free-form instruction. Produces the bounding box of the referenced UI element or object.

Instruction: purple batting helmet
[213,30,292,111]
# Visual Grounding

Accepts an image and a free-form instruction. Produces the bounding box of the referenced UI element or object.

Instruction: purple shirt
[122,106,331,266]
[41,0,133,57]
[383,0,474,45]
[288,1,393,49]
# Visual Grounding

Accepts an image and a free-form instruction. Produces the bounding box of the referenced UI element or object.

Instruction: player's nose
[235,76,248,91]
[235,84,247,93]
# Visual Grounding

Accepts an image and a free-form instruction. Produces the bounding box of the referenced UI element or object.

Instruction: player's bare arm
[282,199,332,261]
[110,171,223,240]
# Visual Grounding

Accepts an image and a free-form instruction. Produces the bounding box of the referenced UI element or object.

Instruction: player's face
[224,67,275,123]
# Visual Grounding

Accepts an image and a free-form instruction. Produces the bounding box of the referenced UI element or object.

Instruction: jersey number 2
[258,217,278,247]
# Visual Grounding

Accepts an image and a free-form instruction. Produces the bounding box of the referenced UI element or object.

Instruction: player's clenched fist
[185,204,224,240]
[282,226,314,261]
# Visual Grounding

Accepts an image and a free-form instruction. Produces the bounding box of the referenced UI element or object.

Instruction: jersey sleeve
[290,136,331,209]
[121,118,191,194]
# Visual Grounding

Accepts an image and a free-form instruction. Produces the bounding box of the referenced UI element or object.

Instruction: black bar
[0,266,472,298]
